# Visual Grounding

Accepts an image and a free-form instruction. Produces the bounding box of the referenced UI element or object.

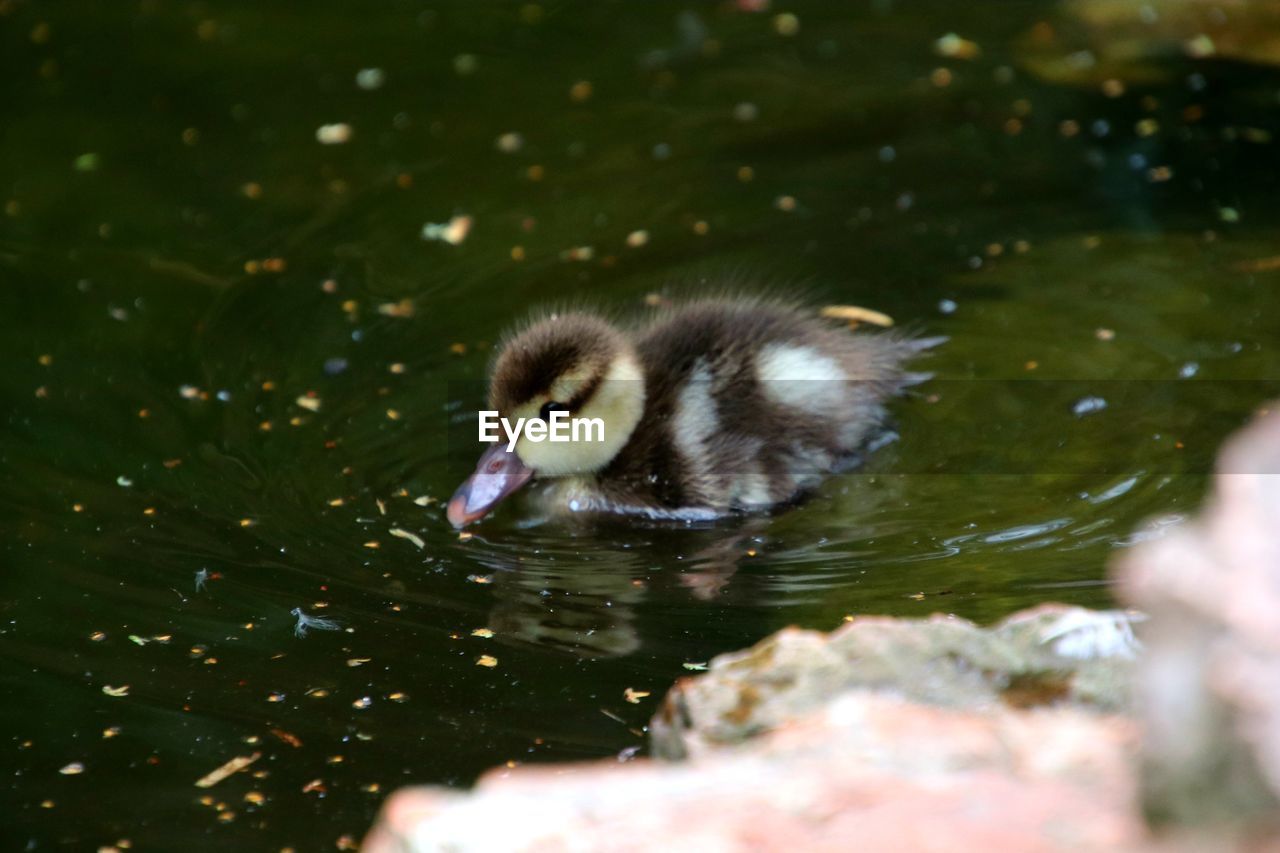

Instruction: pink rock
[364,693,1141,853]
[1115,404,1280,826]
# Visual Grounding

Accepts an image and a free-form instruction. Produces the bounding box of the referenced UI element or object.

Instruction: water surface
[4,1,1279,848]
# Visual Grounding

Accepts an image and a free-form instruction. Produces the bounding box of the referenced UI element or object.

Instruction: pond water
[4,1,1279,848]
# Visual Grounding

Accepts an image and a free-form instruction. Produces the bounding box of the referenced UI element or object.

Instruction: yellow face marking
[514,355,645,476]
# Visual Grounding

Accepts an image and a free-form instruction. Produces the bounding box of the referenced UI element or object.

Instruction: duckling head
[447,313,646,527]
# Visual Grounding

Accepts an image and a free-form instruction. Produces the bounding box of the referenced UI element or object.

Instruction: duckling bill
[447,298,940,527]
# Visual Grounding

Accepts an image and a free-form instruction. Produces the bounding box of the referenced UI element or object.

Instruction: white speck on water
[733,102,758,122]
[116,475,133,487]
[1178,361,1199,378]
[355,68,385,90]
[1072,396,1108,417]
[421,214,473,245]
[652,142,672,161]
[937,299,957,314]
[495,132,524,153]
[315,123,353,145]
[878,145,896,163]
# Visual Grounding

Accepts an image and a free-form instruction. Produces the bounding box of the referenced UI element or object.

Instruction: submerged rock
[652,604,1137,760]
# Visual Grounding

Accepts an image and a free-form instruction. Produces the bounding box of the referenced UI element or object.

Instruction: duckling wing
[607,299,934,512]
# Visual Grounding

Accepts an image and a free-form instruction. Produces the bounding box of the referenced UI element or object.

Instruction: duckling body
[447,297,938,527]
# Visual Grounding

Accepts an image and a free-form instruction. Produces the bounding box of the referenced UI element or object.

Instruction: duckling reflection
[473,533,649,658]
[475,519,771,657]
[487,563,644,659]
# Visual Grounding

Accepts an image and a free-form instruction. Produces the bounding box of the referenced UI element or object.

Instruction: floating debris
[421,214,473,245]
[195,568,209,592]
[820,304,894,329]
[315,123,353,145]
[1185,33,1216,59]
[495,132,524,153]
[195,753,261,788]
[560,245,594,262]
[116,475,132,488]
[291,607,342,638]
[935,32,982,60]
[681,662,708,671]
[270,728,303,748]
[295,394,321,412]
[377,299,416,318]
[1072,396,1108,417]
[389,527,425,550]
[59,762,85,775]
[102,685,130,697]
[773,12,800,36]
[623,688,650,704]
[355,68,385,90]
[476,655,498,668]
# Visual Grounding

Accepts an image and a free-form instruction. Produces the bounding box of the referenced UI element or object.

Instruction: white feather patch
[673,362,717,489]
[756,344,848,414]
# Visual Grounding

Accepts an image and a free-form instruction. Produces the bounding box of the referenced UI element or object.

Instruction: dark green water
[4,1,1279,848]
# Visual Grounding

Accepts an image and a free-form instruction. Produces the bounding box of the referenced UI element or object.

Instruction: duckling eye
[539,401,569,421]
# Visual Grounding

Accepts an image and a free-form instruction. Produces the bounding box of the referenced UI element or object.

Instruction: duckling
[447,297,940,527]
